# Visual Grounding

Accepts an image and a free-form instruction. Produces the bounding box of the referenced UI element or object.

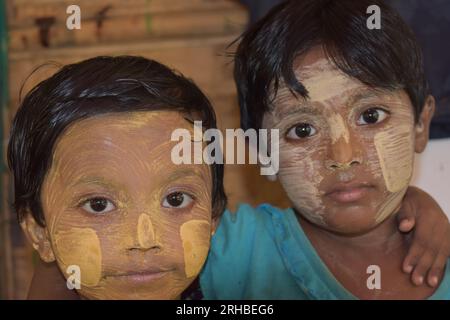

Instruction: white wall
[411,137,450,220]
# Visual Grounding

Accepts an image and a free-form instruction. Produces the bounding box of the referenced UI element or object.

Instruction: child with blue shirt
[201,0,450,299]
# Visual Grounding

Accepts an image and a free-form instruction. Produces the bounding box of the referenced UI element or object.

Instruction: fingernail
[430,277,438,287]
[404,265,413,273]
[416,276,424,285]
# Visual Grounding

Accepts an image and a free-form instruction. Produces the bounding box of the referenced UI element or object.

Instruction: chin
[79,286,183,300]
[77,275,190,300]
[320,206,380,235]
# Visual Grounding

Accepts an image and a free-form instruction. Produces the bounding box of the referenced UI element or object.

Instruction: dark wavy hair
[234,0,428,130]
[8,55,227,226]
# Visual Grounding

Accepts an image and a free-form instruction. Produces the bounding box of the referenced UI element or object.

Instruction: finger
[397,192,420,233]
[403,238,426,274]
[410,221,446,285]
[403,227,433,273]
[427,230,450,287]
[404,207,444,271]
[397,197,417,224]
[426,251,447,288]
[399,217,415,233]
[411,249,437,286]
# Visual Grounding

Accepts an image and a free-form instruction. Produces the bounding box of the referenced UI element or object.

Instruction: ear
[20,209,55,263]
[210,216,220,236]
[415,95,435,153]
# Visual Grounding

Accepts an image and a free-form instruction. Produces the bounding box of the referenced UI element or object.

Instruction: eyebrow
[346,88,393,106]
[71,176,123,190]
[71,168,206,188]
[277,88,395,117]
[164,168,209,185]
[275,102,324,119]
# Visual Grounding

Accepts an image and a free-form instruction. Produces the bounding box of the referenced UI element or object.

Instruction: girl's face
[263,47,430,234]
[40,111,213,299]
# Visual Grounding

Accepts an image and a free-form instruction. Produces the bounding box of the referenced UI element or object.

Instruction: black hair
[8,55,227,226]
[234,0,428,130]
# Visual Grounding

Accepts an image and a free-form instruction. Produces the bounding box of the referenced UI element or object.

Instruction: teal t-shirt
[200,203,450,300]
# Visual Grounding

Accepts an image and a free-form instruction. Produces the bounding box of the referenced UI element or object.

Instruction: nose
[326,132,362,171]
[129,213,161,252]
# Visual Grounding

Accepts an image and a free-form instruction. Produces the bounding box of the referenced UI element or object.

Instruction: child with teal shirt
[201,204,450,299]
[200,0,450,299]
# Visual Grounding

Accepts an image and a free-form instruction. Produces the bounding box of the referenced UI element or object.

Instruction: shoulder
[200,203,295,299]
[214,203,291,244]
[219,202,290,227]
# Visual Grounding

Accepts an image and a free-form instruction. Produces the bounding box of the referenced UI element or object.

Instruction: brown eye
[81,197,115,214]
[162,192,193,209]
[358,108,388,125]
[286,123,317,139]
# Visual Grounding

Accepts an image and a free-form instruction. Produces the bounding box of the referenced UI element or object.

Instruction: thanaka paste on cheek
[180,219,211,278]
[374,124,414,222]
[53,228,102,287]
[374,125,414,193]
[266,132,326,223]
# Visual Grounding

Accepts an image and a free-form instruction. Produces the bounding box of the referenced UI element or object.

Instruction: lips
[325,182,374,203]
[107,269,174,283]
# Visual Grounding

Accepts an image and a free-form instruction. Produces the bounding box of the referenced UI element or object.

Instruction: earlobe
[414,95,435,153]
[415,120,424,133]
[210,217,220,236]
[20,210,56,263]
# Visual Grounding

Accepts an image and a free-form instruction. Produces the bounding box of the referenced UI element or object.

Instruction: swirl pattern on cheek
[180,220,211,278]
[54,227,102,287]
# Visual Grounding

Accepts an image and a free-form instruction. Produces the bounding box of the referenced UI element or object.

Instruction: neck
[297,211,407,254]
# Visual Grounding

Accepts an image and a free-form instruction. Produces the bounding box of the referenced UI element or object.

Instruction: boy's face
[38,111,212,299]
[263,47,431,234]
